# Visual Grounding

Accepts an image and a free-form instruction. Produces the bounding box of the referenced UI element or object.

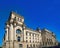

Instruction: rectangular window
[33,41,34,43]
[43,42,44,46]
[26,31,28,35]
[26,40,28,43]
[30,44,32,48]
[26,37,27,39]
[33,44,35,47]
[30,40,31,43]
[17,36,20,42]
[29,33,31,36]
[33,33,34,36]
[27,45,29,48]
[19,44,22,48]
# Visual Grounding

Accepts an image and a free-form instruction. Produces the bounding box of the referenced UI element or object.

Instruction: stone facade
[3,12,42,48]
[41,29,58,47]
[3,11,58,48]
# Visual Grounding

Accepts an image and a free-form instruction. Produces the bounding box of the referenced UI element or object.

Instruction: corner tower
[3,11,25,48]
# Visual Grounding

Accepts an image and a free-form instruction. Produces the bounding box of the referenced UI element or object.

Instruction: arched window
[16,29,21,34]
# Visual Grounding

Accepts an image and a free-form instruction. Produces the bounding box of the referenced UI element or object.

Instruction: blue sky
[0,0,60,46]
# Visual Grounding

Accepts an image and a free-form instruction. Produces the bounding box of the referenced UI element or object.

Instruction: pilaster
[5,27,8,41]
[9,23,13,41]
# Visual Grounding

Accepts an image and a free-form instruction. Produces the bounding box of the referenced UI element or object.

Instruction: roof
[42,28,55,36]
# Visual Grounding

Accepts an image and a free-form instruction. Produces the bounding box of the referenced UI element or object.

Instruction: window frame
[16,29,21,34]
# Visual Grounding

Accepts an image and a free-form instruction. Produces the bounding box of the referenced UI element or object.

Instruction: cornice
[10,11,24,19]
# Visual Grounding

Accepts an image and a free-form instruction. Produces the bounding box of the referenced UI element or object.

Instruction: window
[26,40,28,43]
[18,18,22,22]
[30,37,31,39]
[33,34,34,36]
[43,42,44,46]
[30,44,32,48]
[17,36,20,42]
[47,39,49,42]
[26,32,28,35]
[19,44,22,48]
[30,40,31,43]
[16,29,21,34]
[45,42,47,45]
[20,19,22,22]
[50,42,52,44]
[4,43,6,46]
[33,41,34,43]
[29,33,31,36]
[27,45,29,48]
[36,45,38,47]
[14,17,16,21]
[48,42,49,45]
[26,37,27,39]
[18,18,20,21]
[33,44,35,47]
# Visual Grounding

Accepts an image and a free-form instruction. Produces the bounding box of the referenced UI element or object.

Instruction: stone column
[5,27,8,41]
[5,42,9,48]
[8,23,14,48]
[13,27,16,41]
[9,23,13,41]
[23,29,26,42]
